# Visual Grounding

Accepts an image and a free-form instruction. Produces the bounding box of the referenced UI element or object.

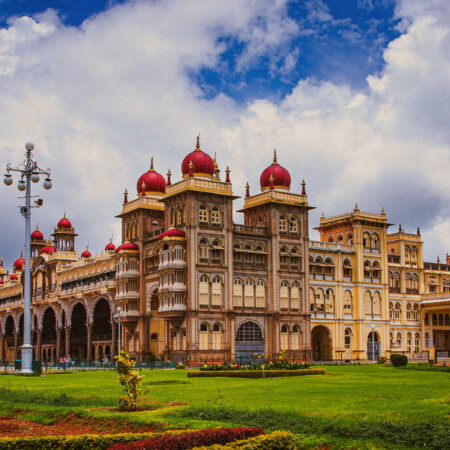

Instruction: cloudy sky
[0,0,449,269]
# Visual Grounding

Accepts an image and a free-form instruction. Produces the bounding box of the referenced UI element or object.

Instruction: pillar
[56,328,62,361]
[87,324,92,362]
[111,321,117,357]
[13,333,19,361]
[65,326,70,357]
[37,331,42,361]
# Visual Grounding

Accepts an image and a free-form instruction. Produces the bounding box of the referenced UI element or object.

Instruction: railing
[146,229,163,239]
[389,287,401,293]
[424,262,450,271]
[233,224,268,235]
[388,255,400,263]
[309,241,354,252]
[406,288,419,295]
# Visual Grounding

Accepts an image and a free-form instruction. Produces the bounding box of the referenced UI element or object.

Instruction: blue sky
[0,0,449,267]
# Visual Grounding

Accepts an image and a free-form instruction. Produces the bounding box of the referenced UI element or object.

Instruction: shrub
[187,369,325,378]
[110,427,264,450]
[390,354,408,367]
[377,356,387,364]
[193,431,296,449]
[176,363,186,369]
[114,350,144,411]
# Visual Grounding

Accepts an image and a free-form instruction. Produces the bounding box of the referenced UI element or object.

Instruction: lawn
[0,364,448,448]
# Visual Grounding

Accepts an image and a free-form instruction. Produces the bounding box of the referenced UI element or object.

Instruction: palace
[0,139,449,365]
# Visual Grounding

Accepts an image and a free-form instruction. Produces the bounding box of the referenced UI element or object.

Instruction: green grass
[0,365,448,448]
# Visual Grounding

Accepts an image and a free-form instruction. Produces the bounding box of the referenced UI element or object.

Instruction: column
[65,326,70,357]
[230,316,236,362]
[0,334,4,362]
[111,321,116,357]
[13,333,19,361]
[36,331,42,361]
[87,324,92,362]
[56,328,62,361]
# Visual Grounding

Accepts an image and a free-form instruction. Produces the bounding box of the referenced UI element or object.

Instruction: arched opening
[4,316,15,362]
[367,331,381,360]
[235,321,263,363]
[41,308,57,362]
[311,325,332,361]
[92,298,112,341]
[70,302,87,363]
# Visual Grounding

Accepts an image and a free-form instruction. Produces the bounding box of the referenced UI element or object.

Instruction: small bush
[390,354,408,367]
[114,350,144,411]
[377,356,387,364]
[176,363,186,369]
[110,427,264,450]
[194,431,296,449]
[187,369,325,378]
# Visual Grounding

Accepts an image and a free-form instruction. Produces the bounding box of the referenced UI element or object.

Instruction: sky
[0,0,449,270]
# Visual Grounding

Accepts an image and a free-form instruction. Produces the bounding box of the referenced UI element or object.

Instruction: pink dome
[81,248,92,258]
[260,151,291,191]
[116,241,139,253]
[181,137,215,178]
[137,158,166,195]
[31,226,44,241]
[58,213,72,229]
[13,255,25,271]
[158,228,186,240]
[105,241,116,251]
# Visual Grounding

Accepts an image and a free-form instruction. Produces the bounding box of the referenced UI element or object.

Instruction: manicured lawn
[0,365,448,448]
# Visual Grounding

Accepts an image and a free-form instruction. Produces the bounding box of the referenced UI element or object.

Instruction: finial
[354,203,359,211]
[167,170,171,186]
[301,179,306,195]
[63,211,66,219]
[124,189,128,204]
[245,182,250,198]
[321,212,325,222]
[381,207,385,215]
[269,174,274,190]
[196,135,200,151]
[150,156,154,171]
[399,224,402,233]
[20,250,23,258]
[0,259,3,266]
[437,256,440,263]
[417,227,420,235]
[273,149,277,164]
[225,166,230,183]
[188,160,194,177]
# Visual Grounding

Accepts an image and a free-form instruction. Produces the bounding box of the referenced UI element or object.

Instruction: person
[66,354,72,369]
[60,356,66,370]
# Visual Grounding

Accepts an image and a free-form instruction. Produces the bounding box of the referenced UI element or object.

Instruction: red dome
[10,274,18,281]
[58,213,72,229]
[260,151,291,191]
[0,279,4,284]
[13,256,25,271]
[181,137,215,178]
[158,228,186,240]
[116,241,139,253]
[39,242,55,256]
[81,248,92,258]
[105,241,116,251]
[137,157,166,195]
[31,227,44,241]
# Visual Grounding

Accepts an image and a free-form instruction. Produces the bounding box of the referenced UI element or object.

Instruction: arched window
[233,279,243,307]
[310,287,315,311]
[364,291,372,315]
[406,303,412,320]
[256,280,266,308]
[171,329,177,350]
[212,276,222,306]
[407,332,412,352]
[371,233,379,250]
[199,323,209,350]
[390,332,394,348]
[280,281,289,309]
[281,325,289,350]
[337,235,343,242]
[279,215,287,232]
[244,279,254,308]
[289,216,298,233]
[212,323,222,350]
[316,288,325,313]
[394,302,401,319]
[199,239,208,259]
[425,332,430,347]
[373,292,381,315]
[328,237,334,243]
[424,313,429,325]
[292,325,300,350]
[432,313,437,325]
[255,245,264,252]
[439,314,444,326]
[396,332,402,347]
[344,328,352,351]
[389,302,394,319]
[177,208,182,225]
[325,288,334,314]
[445,314,450,326]
[233,242,242,249]
[212,240,222,247]
[211,206,221,224]
[344,290,353,314]
[343,259,352,279]
[199,205,208,223]
[244,243,253,250]
[414,333,420,352]
[199,275,209,306]
[291,282,300,310]
[363,232,371,249]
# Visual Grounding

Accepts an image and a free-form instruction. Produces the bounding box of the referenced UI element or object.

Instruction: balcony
[389,287,400,294]
[388,255,400,263]
[406,288,419,295]
[115,269,139,279]
[158,303,186,319]
[233,224,268,236]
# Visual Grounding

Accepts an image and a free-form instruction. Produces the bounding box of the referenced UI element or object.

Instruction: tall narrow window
[364,291,372,315]
[199,275,209,306]
[291,282,300,310]
[199,205,208,223]
[280,281,289,309]
[199,323,209,350]
[279,215,287,232]
[212,323,222,350]
[344,328,352,350]
[211,276,222,306]
[256,280,266,308]
[244,279,254,308]
[211,206,221,224]
[325,289,334,314]
[292,325,300,350]
[233,279,243,307]
[289,216,298,233]
[281,325,289,350]
[344,290,353,314]
[373,292,381,315]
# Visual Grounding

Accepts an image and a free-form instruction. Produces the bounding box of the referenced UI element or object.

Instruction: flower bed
[193,431,296,449]
[188,369,325,378]
[110,427,264,449]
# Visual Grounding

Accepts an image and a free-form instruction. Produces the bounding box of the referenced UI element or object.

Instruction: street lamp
[116,306,124,354]
[371,324,376,363]
[4,142,52,374]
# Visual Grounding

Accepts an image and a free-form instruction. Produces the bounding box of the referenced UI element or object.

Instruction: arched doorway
[4,316,15,362]
[312,325,332,361]
[92,299,112,341]
[367,331,381,360]
[41,308,57,362]
[235,321,264,363]
[70,303,87,363]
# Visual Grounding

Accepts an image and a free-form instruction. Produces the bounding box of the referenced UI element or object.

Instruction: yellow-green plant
[114,350,144,411]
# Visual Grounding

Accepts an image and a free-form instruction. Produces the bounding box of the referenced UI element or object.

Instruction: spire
[381,207,385,216]
[124,189,128,204]
[214,152,220,179]
[225,166,230,183]
[417,227,420,235]
[167,170,172,186]
[195,135,200,151]
[273,149,277,164]
[245,182,250,198]
[150,156,154,171]
[399,224,402,233]
[301,179,306,195]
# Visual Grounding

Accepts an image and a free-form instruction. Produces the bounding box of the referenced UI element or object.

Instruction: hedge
[0,432,162,450]
[391,353,408,367]
[110,427,264,450]
[193,431,296,449]
[187,369,325,378]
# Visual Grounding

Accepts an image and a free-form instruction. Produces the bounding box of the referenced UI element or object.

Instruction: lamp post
[371,324,376,363]
[4,142,52,374]
[116,306,123,354]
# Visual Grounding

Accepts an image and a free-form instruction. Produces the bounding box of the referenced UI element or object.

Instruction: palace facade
[0,139,449,364]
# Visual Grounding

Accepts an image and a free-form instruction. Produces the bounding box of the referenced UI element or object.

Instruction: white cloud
[0,0,449,270]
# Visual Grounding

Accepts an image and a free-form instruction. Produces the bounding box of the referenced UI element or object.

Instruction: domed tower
[30,225,46,259]
[13,252,25,273]
[260,151,291,192]
[181,136,215,179]
[52,213,78,252]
